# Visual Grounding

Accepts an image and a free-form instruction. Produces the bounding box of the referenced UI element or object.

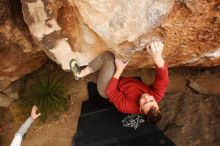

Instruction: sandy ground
[1,65,220,146]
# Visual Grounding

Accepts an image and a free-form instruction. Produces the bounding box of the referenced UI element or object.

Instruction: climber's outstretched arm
[146,40,169,102]
[10,106,41,146]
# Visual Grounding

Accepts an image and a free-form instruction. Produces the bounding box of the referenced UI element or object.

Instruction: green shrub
[20,66,68,122]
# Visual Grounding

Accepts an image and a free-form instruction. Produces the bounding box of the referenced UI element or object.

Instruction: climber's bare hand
[115,58,129,73]
[31,105,41,120]
[146,40,165,67]
[146,40,163,60]
[113,58,129,79]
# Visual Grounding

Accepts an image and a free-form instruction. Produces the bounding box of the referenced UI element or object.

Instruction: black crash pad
[73,82,176,146]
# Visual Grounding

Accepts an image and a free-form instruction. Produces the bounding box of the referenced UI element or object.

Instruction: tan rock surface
[21,0,220,70]
[21,0,106,70]
[3,80,20,99]
[0,0,48,93]
[189,72,220,96]
[0,93,13,107]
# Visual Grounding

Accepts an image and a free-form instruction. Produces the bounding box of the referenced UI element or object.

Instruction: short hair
[144,107,162,124]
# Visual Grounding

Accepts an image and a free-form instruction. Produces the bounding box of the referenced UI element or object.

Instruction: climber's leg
[70,51,115,98]
[95,51,115,98]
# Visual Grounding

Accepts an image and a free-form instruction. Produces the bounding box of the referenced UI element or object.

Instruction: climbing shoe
[70,59,82,80]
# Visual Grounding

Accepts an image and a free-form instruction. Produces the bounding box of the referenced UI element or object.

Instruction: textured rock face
[0,93,14,107]
[0,0,48,92]
[74,0,174,47]
[189,73,220,96]
[21,0,107,70]
[21,0,220,70]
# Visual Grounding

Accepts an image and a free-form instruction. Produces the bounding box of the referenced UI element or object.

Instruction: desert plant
[20,65,68,122]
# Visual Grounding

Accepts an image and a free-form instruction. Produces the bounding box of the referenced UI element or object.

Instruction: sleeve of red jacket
[150,63,169,102]
[105,78,132,113]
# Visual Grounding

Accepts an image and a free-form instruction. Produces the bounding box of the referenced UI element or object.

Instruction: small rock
[0,92,14,107]
[63,115,68,120]
[189,80,208,94]
[60,115,68,123]
[189,74,220,96]
[194,140,201,145]
[4,80,20,99]
[37,126,42,131]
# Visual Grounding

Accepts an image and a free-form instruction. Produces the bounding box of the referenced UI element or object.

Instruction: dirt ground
[0,69,93,146]
[0,65,220,146]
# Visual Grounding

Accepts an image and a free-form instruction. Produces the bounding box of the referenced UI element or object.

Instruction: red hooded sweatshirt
[106,64,169,114]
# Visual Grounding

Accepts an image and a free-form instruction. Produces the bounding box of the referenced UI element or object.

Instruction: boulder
[189,73,220,96]
[3,80,20,99]
[0,0,48,91]
[0,93,13,107]
[20,0,220,70]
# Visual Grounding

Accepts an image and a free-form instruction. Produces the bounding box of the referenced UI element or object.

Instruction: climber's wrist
[113,70,123,79]
[154,57,165,68]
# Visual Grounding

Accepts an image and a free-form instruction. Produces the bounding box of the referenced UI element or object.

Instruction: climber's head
[139,93,161,124]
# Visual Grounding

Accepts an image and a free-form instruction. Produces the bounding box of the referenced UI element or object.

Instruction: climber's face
[139,93,159,114]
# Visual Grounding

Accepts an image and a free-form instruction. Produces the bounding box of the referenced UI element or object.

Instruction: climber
[70,40,169,124]
[10,106,41,146]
